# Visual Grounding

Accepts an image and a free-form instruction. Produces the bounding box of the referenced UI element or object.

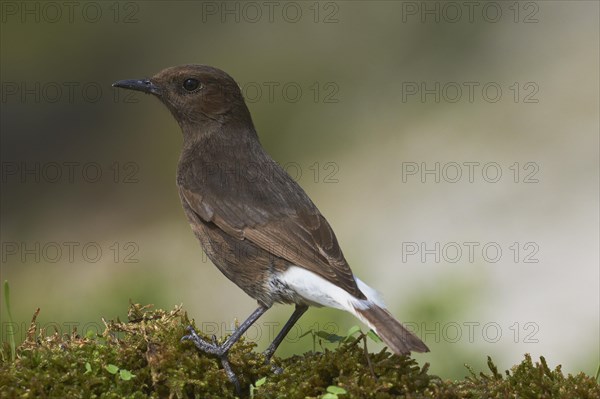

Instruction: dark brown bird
[113,65,428,391]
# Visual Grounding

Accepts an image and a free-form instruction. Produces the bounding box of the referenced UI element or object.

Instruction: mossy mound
[1,304,598,398]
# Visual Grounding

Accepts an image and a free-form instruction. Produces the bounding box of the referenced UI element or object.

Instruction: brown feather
[355,305,429,354]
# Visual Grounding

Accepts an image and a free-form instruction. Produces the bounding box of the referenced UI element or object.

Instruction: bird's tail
[276,267,429,354]
[353,304,429,354]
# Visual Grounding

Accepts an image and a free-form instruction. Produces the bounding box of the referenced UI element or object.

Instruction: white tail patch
[355,277,386,308]
[276,265,384,317]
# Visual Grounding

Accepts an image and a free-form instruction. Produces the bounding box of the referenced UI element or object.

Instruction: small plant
[249,376,266,398]
[322,385,347,398]
[344,325,382,344]
[104,364,135,381]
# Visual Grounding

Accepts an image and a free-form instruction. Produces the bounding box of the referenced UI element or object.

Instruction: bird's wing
[178,158,364,299]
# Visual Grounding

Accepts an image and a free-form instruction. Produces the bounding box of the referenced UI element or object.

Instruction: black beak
[112,78,161,95]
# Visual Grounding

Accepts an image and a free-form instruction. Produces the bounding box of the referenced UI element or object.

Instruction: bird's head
[113,64,252,133]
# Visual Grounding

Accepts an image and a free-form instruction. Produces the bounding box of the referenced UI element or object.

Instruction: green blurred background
[1,1,598,379]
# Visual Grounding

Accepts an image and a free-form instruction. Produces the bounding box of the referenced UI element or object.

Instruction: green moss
[1,304,598,398]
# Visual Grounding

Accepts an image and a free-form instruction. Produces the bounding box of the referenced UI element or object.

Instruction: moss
[1,304,598,398]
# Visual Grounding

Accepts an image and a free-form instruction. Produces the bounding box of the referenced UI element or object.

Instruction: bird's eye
[182,78,201,92]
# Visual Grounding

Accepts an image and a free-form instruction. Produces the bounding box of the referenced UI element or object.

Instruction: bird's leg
[263,304,308,362]
[182,304,269,393]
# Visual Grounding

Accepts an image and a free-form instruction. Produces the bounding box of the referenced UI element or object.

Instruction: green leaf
[105,364,119,374]
[327,334,346,343]
[85,329,96,339]
[84,362,92,374]
[367,330,382,343]
[250,376,266,399]
[315,330,344,343]
[327,385,347,394]
[322,394,338,399]
[346,325,362,337]
[119,369,135,380]
[255,377,266,387]
[316,330,331,339]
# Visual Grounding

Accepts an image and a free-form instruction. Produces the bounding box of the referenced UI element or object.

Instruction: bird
[113,65,428,391]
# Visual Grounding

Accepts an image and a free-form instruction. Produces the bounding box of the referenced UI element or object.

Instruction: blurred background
[1,1,598,380]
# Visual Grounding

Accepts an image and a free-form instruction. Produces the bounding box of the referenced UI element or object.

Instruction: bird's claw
[181,326,225,356]
[182,326,241,393]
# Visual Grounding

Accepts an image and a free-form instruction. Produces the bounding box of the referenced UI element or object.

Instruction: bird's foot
[181,326,241,394]
[181,326,225,356]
